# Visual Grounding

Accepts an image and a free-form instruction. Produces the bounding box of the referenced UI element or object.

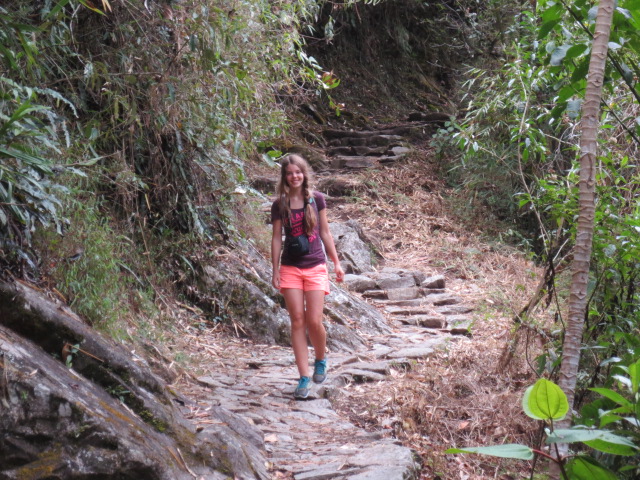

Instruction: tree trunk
[558,0,614,419]
[553,0,615,475]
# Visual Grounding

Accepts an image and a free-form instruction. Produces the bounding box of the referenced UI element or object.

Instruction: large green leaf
[546,428,638,455]
[566,457,618,480]
[445,444,534,460]
[584,438,638,456]
[523,378,568,420]
[590,387,632,407]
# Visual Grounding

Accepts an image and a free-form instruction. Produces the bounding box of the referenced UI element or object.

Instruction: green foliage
[536,0,640,130]
[578,354,640,477]
[566,456,619,480]
[1,0,336,257]
[51,199,140,328]
[1,0,345,332]
[442,4,640,476]
[523,378,569,421]
[443,0,640,437]
[446,379,639,479]
[0,10,76,259]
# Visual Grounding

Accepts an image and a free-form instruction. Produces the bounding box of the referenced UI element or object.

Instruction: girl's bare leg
[304,290,326,361]
[282,288,311,377]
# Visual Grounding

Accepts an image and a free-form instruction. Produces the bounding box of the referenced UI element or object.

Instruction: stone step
[328,145,391,156]
[363,286,446,301]
[395,315,446,328]
[328,155,406,170]
[328,135,404,147]
[374,293,461,307]
[323,125,428,139]
[384,306,437,316]
[330,156,379,169]
[444,315,473,335]
[421,274,446,289]
[362,289,387,299]
[435,305,473,315]
[407,111,451,124]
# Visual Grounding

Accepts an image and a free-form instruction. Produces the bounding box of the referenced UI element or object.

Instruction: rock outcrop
[0,280,268,479]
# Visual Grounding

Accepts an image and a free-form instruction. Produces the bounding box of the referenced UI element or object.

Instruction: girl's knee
[306,317,325,331]
[290,314,306,329]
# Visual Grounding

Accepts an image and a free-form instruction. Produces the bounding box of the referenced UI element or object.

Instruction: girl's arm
[318,209,345,283]
[271,219,283,289]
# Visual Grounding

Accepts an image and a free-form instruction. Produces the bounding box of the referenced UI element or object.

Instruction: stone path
[216,118,470,479]
[188,268,473,480]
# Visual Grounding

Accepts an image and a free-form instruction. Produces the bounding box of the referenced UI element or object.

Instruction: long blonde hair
[276,154,317,235]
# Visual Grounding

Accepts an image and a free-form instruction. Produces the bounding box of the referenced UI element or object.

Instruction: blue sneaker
[312,359,327,384]
[294,376,311,399]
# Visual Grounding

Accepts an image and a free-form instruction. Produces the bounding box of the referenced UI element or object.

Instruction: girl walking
[271,154,345,399]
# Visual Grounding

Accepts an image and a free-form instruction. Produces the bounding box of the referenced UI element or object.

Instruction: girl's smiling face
[285,164,304,189]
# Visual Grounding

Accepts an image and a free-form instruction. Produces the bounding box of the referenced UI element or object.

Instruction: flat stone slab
[398,315,445,328]
[375,298,429,307]
[368,344,394,358]
[424,293,460,306]
[362,289,387,299]
[449,322,473,335]
[348,442,418,471]
[291,399,340,418]
[421,274,446,289]
[386,287,421,301]
[445,316,473,335]
[375,274,417,290]
[422,288,446,295]
[353,145,389,156]
[445,314,472,324]
[385,346,434,359]
[331,156,379,169]
[295,464,362,480]
[436,305,474,315]
[368,135,404,146]
[384,306,436,316]
[344,274,377,293]
[347,361,391,375]
[347,466,415,480]
[338,368,387,383]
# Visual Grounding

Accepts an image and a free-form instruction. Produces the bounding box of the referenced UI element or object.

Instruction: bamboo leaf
[45,0,73,19]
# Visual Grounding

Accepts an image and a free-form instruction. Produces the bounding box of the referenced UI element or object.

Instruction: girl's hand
[334,263,345,283]
[272,271,281,289]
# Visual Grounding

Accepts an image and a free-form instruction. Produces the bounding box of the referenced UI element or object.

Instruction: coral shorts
[279,263,330,295]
